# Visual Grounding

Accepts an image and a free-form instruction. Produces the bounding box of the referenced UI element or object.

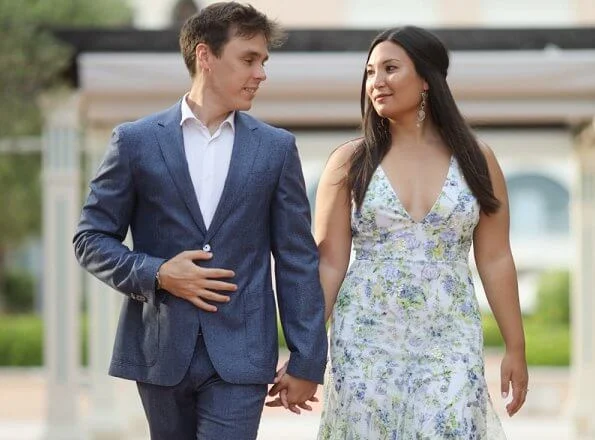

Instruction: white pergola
[42,48,595,439]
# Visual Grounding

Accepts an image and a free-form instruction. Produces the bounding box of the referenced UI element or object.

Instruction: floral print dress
[318,157,506,439]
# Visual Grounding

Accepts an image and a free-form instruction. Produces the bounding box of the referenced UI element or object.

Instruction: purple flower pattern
[319,158,506,439]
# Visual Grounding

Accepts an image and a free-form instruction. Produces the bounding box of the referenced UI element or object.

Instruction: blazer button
[202,243,211,252]
[132,293,147,303]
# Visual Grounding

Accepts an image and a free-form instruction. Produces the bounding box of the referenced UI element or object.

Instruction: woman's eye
[386,65,397,72]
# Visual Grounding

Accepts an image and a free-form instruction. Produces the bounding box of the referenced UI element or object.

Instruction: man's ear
[195,43,211,72]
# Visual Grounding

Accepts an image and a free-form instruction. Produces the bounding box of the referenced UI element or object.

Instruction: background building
[29,1,595,439]
[130,0,595,29]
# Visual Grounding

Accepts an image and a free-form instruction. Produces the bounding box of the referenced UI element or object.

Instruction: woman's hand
[500,348,529,417]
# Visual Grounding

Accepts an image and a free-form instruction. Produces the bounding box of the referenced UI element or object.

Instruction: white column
[84,127,128,440]
[129,0,178,28]
[572,119,595,439]
[41,92,83,439]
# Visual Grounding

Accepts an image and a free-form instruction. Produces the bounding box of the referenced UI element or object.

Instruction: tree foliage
[0,0,132,310]
[0,0,132,137]
[0,153,41,247]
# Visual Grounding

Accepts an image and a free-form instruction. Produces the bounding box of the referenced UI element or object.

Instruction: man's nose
[255,64,266,81]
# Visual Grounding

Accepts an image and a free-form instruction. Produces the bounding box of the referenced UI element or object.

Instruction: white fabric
[319,158,507,439]
[180,94,235,229]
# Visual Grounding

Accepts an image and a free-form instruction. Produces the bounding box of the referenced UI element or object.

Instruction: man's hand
[158,250,236,312]
[272,361,288,384]
[266,374,318,414]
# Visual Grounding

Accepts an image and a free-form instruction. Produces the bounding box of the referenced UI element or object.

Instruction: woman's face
[365,41,427,120]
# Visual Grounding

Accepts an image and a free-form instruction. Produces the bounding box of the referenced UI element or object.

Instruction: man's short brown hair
[179,2,286,77]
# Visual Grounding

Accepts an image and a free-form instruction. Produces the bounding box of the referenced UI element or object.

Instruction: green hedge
[2,270,36,313]
[534,270,570,325]
[482,313,504,347]
[480,268,571,366]
[482,313,569,366]
[0,314,88,367]
[0,314,43,366]
[525,323,569,366]
[278,318,287,349]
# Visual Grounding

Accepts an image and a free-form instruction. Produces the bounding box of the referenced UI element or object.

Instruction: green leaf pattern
[319,158,506,439]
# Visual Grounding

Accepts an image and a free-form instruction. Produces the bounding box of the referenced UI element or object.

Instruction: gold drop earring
[416,90,428,128]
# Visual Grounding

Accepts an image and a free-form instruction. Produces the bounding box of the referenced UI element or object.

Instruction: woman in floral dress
[313,27,529,438]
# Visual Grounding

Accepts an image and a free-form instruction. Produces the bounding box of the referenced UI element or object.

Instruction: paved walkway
[0,350,575,439]
[0,415,574,440]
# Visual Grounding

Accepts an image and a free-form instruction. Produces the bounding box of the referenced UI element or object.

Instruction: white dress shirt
[180,95,235,229]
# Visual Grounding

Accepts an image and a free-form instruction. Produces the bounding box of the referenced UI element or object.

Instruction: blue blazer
[73,102,328,386]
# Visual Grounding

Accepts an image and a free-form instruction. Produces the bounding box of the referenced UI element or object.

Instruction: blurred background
[0,0,594,439]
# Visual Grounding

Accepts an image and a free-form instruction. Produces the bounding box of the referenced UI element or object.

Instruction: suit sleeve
[270,134,328,384]
[73,126,165,306]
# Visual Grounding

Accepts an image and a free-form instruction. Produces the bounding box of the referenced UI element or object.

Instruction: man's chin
[237,101,253,111]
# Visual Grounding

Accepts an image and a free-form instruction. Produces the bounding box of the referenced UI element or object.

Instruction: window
[507,173,569,237]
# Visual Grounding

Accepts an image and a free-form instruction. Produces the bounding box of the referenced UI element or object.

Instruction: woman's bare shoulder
[328,137,363,168]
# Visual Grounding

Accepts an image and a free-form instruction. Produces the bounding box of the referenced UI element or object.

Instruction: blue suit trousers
[137,335,268,440]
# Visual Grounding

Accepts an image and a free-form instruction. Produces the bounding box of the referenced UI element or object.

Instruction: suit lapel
[154,102,207,236]
[205,113,260,241]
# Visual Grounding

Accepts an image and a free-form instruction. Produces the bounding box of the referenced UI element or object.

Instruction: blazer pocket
[244,290,278,366]
[112,299,160,367]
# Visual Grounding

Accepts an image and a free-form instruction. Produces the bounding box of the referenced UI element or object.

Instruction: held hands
[158,250,237,312]
[266,362,319,414]
[500,348,529,417]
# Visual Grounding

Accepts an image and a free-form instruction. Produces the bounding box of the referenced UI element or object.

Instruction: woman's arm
[473,143,528,417]
[315,143,355,322]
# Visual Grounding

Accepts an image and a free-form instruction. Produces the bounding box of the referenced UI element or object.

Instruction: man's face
[204,32,269,112]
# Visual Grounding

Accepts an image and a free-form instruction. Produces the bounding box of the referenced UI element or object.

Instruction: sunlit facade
[130,0,595,29]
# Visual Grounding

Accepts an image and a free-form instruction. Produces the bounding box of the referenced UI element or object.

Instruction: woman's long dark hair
[348,26,500,214]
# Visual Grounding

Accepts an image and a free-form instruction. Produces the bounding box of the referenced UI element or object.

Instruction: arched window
[507,173,569,238]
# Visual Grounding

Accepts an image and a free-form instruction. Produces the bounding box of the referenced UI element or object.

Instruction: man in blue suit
[73,3,327,439]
